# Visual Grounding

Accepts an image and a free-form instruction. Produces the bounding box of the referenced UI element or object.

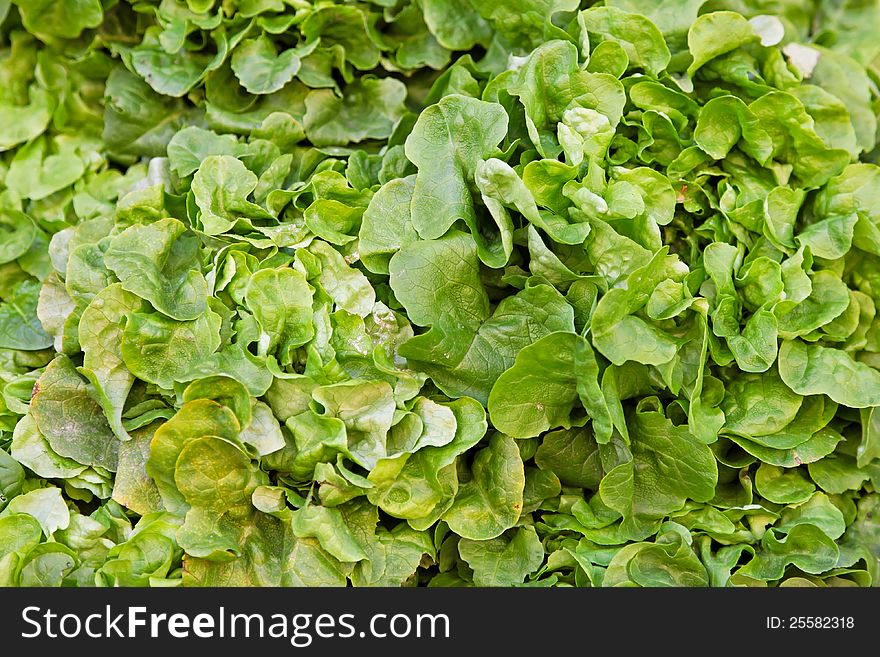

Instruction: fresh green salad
[0,0,878,587]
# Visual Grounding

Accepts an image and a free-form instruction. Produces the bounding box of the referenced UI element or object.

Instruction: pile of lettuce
[1,0,879,588]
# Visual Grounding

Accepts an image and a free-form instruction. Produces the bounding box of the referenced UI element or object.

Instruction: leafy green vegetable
[0,0,878,589]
